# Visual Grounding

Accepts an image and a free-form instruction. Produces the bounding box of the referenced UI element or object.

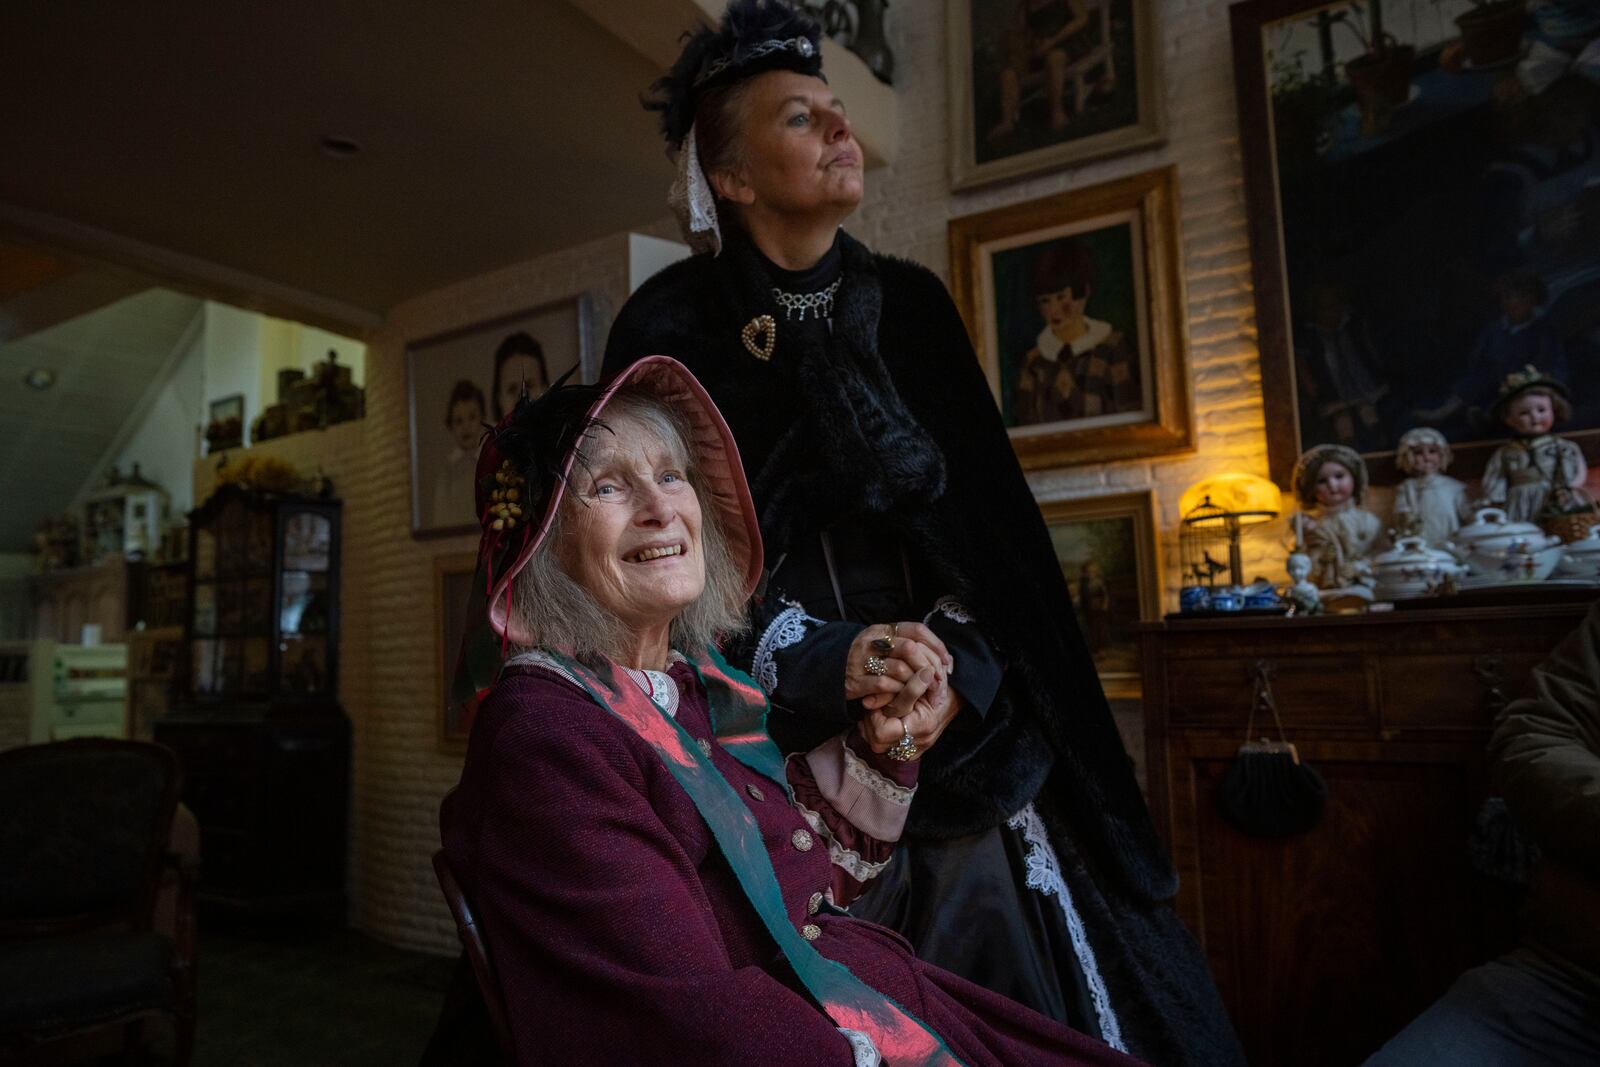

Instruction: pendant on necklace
[741,314,777,362]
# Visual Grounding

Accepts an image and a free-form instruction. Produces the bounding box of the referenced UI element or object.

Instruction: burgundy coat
[442,663,1143,1067]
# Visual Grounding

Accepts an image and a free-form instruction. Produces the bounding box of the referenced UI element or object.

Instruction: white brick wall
[348,0,1271,955]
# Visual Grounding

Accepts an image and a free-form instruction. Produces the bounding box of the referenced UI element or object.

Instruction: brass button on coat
[807,891,823,915]
[791,828,813,852]
[801,923,822,941]
[746,784,765,802]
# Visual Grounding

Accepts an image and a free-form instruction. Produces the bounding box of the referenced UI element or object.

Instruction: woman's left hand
[858,669,963,758]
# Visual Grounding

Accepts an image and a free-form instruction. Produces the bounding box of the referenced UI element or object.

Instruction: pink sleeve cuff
[802,732,918,844]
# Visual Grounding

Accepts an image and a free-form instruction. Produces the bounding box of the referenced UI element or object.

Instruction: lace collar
[506,649,686,717]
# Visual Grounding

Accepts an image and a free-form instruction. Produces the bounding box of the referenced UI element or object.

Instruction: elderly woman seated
[440,357,1143,1067]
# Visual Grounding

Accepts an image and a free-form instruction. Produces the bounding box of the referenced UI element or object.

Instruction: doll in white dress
[1480,367,1595,526]
[1392,427,1471,547]
[1291,443,1383,598]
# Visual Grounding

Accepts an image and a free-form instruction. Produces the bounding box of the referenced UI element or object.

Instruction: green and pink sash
[541,646,966,1067]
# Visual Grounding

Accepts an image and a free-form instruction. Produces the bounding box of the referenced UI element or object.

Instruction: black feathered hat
[646,0,825,150]
[647,0,825,255]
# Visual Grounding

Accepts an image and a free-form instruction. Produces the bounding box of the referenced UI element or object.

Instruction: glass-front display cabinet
[159,482,348,916]
[186,485,340,707]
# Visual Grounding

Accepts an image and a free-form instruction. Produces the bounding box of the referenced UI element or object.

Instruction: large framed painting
[949,165,1194,468]
[947,0,1165,190]
[1231,0,1600,487]
[407,295,595,537]
[1039,489,1160,699]
[434,551,478,750]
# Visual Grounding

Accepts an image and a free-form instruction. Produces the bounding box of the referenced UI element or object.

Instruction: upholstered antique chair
[0,739,196,1065]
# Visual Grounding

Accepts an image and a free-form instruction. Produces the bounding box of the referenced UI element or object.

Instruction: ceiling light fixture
[318,134,363,160]
[23,367,56,390]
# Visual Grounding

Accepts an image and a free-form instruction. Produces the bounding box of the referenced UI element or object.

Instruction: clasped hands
[848,622,963,758]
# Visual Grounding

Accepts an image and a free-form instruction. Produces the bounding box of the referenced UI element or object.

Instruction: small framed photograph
[947,0,1166,190]
[1039,489,1160,699]
[949,165,1193,469]
[407,295,595,537]
[206,393,245,453]
[434,551,479,750]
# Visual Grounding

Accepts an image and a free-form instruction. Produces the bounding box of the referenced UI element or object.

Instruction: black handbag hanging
[1216,661,1328,838]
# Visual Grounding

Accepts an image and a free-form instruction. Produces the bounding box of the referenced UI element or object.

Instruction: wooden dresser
[1140,598,1592,1067]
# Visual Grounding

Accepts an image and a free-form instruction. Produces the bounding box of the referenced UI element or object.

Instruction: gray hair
[509,389,748,663]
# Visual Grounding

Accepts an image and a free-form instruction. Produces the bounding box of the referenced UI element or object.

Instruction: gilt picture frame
[947,0,1166,190]
[1230,0,1600,486]
[1038,489,1160,700]
[949,165,1194,469]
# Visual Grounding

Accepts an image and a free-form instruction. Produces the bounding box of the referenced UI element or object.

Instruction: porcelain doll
[1480,367,1595,526]
[1284,552,1323,615]
[1291,443,1383,599]
[1392,427,1471,547]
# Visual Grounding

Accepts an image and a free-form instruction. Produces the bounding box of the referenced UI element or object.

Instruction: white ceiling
[0,289,203,551]
[0,1,675,317]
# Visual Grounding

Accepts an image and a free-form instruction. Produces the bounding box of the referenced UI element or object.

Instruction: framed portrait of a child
[406,294,595,537]
[949,166,1193,469]
[946,0,1166,190]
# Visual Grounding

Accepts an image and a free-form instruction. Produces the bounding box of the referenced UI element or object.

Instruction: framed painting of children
[1231,0,1600,487]
[946,0,1166,189]
[949,166,1194,468]
[406,294,595,537]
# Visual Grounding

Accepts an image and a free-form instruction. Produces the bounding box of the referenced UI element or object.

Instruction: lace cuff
[838,1028,881,1067]
[752,600,823,694]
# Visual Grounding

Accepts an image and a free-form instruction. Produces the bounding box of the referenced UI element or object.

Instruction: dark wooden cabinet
[155,486,349,916]
[155,711,349,915]
[1140,600,1591,1067]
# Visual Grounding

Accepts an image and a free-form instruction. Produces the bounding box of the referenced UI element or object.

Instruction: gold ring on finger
[871,623,895,656]
[865,655,889,677]
[888,721,920,762]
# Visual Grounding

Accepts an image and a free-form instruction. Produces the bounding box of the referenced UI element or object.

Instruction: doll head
[1396,427,1452,476]
[1494,366,1569,436]
[1287,552,1311,583]
[1292,443,1368,509]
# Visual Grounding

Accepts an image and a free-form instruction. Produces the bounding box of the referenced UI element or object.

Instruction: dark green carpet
[140,923,454,1066]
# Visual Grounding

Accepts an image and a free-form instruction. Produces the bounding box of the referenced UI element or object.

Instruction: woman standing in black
[603,4,1241,1064]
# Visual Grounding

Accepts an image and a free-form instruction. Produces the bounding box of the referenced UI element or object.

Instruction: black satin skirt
[847,819,1102,1038]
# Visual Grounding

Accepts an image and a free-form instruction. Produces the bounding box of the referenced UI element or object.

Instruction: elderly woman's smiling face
[557,414,706,633]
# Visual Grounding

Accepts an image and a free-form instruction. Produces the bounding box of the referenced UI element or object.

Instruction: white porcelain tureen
[1372,536,1466,600]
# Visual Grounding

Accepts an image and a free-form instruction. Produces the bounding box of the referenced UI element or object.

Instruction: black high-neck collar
[753,232,842,293]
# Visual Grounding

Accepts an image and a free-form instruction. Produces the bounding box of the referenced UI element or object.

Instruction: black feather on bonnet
[645,0,825,151]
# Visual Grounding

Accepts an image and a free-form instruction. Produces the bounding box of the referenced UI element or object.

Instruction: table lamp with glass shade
[1179,473,1283,591]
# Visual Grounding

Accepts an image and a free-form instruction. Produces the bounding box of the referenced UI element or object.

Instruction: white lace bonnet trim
[1006,803,1128,1054]
[668,124,723,257]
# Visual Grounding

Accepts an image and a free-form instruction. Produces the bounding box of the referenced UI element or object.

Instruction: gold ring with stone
[865,655,889,677]
[887,722,920,762]
[871,622,897,656]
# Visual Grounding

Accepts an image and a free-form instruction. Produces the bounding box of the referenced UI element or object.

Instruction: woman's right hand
[844,622,951,703]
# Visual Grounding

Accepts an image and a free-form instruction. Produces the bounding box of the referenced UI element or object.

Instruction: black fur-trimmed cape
[602,228,1175,906]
